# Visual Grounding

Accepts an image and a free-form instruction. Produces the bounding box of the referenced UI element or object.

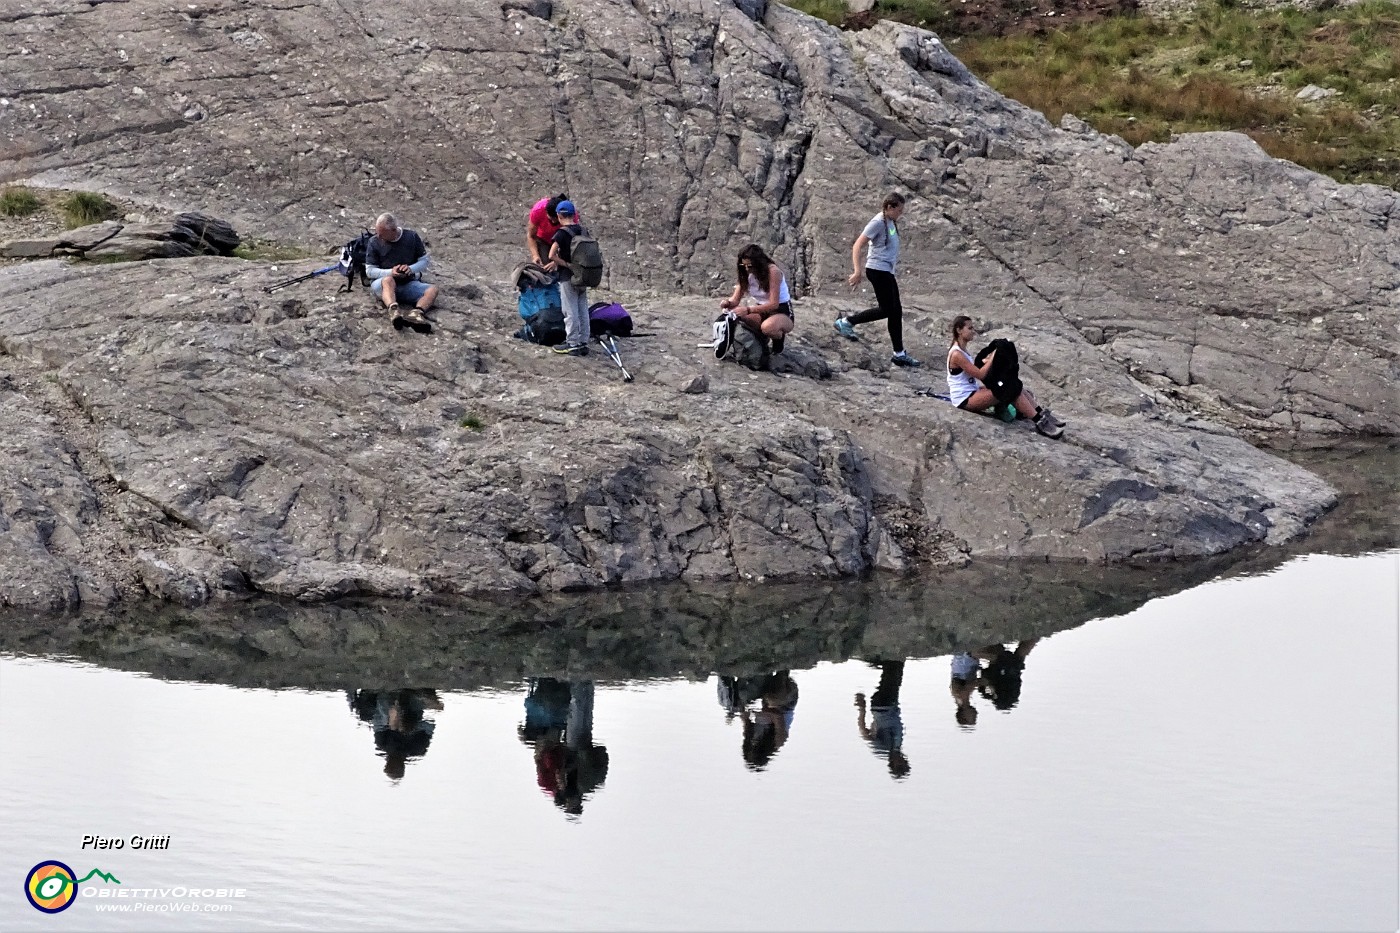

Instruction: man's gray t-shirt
[861,213,900,274]
[366,229,426,270]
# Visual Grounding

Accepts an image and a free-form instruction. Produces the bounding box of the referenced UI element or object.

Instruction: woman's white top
[947,345,981,406]
[747,270,791,305]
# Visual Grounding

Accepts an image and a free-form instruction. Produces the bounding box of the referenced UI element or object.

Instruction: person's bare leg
[961,388,998,413]
[416,284,439,312]
[380,277,399,310]
[1013,392,1037,419]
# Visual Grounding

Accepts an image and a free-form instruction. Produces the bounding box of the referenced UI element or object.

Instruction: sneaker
[771,335,785,355]
[1042,408,1066,428]
[1034,411,1064,438]
[833,317,858,340]
[552,342,589,356]
[890,351,921,367]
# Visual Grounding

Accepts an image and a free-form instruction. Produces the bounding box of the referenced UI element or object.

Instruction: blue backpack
[511,262,565,345]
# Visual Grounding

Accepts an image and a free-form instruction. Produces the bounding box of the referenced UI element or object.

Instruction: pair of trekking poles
[595,333,633,383]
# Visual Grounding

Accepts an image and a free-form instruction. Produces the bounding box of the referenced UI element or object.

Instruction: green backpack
[568,229,604,288]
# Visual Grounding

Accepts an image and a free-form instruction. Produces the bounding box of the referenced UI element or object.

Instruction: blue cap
[555,200,576,217]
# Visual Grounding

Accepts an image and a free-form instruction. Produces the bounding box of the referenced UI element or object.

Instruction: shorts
[956,396,973,410]
[371,276,431,304]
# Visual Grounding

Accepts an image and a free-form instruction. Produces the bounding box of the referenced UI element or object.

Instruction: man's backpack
[567,230,604,288]
[337,229,373,291]
[588,301,633,337]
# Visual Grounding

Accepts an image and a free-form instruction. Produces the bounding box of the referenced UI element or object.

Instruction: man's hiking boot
[402,307,433,334]
[833,317,858,340]
[552,342,589,356]
[1034,411,1064,438]
[389,304,407,330]
[891,351,921,367]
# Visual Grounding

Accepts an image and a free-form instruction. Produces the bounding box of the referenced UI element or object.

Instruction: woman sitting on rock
[719,244,795,354]
[946,315,1064,438]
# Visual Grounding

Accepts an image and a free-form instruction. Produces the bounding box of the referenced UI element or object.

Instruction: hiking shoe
[552,342,589,356]
[389,304,407,330]
[1034,411,1064,438]
[890,351,921,367]
[833,317,858,340]
[403,307,433,334]
[1042,408,1066,428]
[771,334,785,355]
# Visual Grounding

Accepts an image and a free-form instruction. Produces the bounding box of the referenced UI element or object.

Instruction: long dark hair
[736,243,774,292]
[950,314,973,347]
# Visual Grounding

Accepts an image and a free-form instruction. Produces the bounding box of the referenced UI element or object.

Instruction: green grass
[952,0,1400,187]
[60,191,119,228]
[0,186,42,217]
[459,414,484,432]
[785,0,948,28]
[232,239,320,262]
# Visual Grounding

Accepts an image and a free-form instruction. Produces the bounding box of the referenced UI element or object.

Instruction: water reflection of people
[346,689,443,781]
[949,638,1040,727]
[855,660,910,779]
[518,678,609,816]
[716,672,799,770]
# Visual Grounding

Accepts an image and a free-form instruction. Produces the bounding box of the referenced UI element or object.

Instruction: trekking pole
[599,335,633,382]
[263,264,340,294]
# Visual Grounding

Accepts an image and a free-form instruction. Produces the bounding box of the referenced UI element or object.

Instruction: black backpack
[567,228,604,288]
[337,230,374,291]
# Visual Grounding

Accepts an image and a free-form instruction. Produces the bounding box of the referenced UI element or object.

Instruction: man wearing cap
[544,200,590,356]
[365,212,437,333]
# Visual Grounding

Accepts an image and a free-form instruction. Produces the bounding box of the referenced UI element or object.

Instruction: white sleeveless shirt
[747,271,791,305]
[947,345,981,406]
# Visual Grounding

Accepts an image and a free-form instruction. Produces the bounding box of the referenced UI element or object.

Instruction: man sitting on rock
[366,212,437,333]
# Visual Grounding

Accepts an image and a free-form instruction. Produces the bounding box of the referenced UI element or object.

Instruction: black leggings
[847,268,903,353]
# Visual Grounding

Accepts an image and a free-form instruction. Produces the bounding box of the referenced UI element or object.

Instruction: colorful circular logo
[25,861,78,913]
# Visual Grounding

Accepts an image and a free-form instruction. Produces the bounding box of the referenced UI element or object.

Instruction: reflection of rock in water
[1,442,1392,691]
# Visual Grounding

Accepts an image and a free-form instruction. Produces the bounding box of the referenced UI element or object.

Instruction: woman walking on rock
[835,192,919,367]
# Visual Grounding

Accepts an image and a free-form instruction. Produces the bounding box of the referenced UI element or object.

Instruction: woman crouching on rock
[946,315,1065,438]
[720,244,795,354]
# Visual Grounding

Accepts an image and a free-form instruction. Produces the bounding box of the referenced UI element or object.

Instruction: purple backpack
[588,301,633,337]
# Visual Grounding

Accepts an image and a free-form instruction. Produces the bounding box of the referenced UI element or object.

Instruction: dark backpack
[568,229,604,288]
[712,312,769,370]
[337,230,373,291]
[588,301,632,337]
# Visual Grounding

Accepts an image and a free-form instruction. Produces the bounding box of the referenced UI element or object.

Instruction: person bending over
[366,213,437,333]
[719,244,795,355]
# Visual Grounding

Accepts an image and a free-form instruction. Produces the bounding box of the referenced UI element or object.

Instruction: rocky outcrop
[0,0,1392,610]
[0,212,239,261]
[0,255,1340,610]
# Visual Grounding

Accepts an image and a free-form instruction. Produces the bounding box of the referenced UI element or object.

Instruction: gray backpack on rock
[568,229,604,288]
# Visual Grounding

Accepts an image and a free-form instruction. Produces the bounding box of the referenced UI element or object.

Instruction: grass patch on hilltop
[60,191,119,228]
[953,0,1400,187]
[0,186,43,217]
[787,0,949,29]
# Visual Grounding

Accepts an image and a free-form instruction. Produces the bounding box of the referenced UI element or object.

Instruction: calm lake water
[2,447,1397,931]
